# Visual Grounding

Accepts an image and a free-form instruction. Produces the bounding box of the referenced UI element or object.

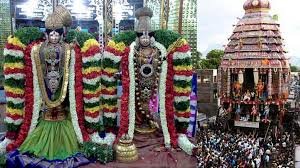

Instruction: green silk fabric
[19,119,79,160]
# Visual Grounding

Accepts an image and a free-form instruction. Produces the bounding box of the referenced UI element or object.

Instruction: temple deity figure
[0,5,103,166]
[233,81,242,99]
[133,18,161,134]
[101,7,197,155]
[243,90,251,101]
[256,79,264,98]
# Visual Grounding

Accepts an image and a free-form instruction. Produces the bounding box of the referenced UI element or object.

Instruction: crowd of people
[196,122,295,168]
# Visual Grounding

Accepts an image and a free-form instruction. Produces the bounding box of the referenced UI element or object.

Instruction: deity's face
[139,31,151,47]
[49,31,61,44]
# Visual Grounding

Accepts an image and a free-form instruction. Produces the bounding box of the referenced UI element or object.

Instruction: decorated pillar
[227,68,231,97]
[268,68,272,98]
[217,67,222,97]
[278,69,282,97]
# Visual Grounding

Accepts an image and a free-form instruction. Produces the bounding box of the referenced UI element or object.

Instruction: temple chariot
[218,0,290,131]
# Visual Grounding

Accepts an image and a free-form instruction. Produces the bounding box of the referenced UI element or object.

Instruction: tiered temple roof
[220,0,289,69]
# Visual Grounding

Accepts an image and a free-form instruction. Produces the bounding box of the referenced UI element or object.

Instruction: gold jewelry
[33,43,71,108]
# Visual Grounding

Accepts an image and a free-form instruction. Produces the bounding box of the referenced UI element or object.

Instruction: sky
[197,0,300,64]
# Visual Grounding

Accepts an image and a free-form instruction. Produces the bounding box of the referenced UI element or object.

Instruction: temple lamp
[253,68,259,85]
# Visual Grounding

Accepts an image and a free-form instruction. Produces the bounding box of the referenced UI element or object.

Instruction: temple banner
[234,121,259,128]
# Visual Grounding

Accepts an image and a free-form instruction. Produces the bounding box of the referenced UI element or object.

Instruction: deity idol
[102,7,197,155]
[1,5,103,166]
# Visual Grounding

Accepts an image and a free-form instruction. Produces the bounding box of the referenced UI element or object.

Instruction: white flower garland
[103,51,122,63]
[3,48,24,58]
[155,42,171,148]
[174,96,190,102]
[173,51,192,60]
[174,75,193,81]
[90,132,116,146]
[0,138,12,154]
[103,112,117,119]
[83,76,100,85]
[4,117,23,125]
[69,49,84,143]
[4,73,25,80]
[82,53,102,63]
[28,46,42,134]
[178,134,195,155]
[6,97,24,104]
[83,97,99,104]
[175,116,191,122]
[101,75,116,82]
[102,94,117,99]
[85,115,101,123]
[127,42,136,139]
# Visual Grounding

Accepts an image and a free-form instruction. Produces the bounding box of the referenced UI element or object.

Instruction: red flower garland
[6,41,40,151]
[116,47,130,143]
[82,46,101,57]
[166,51,178,148]
[74,45,90,142]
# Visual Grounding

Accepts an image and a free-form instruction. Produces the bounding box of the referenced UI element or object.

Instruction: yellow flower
[174,65,193,71]
[7,36,26,49]
[107,40,126,52]
[81,39,100,52]
[102,67,118,74]
[83,86,101,95]
[167,38,188,53]
[101,86,116,92]
[7,107,23,115]
[101,104,117,111]
[4,86,24,95]
[85,106,100,113]
[174,86,191,93]
[4,62,24,70]
[82,67,101,75]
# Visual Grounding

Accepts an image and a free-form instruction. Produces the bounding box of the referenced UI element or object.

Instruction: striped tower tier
[101,41,124,134]
[81,39,102,133]
[1,36,26,152]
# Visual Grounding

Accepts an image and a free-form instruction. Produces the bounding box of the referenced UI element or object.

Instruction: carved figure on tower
[256,79,264,98]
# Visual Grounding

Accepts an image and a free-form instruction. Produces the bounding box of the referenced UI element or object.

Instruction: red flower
[74,44,90,141]
[116,48,130,143]
[82,46,101,57]
[166,52,178,147]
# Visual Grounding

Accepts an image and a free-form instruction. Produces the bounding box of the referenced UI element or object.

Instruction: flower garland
[127,42,136,139]
[90,132,116,146]
[81,39,102,133]
[116,47,130,143]
[3,43,25,139]
[178,133,195,155]
[168,38,195,155]
[171,41,192,134]
[28,44,42,134]
[101,41,125,135]
[6,41,40,151]
[69,48,84,143]
[74,45,90,142]
[0,138,12,154]
[155,42,171,147]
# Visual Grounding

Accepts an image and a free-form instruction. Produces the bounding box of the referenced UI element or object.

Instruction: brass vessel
[115,135,138,163]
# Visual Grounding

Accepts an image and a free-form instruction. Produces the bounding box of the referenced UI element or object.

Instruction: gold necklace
[33,43,71,108]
